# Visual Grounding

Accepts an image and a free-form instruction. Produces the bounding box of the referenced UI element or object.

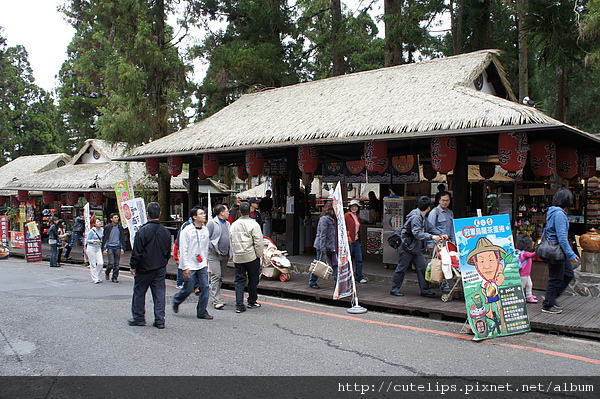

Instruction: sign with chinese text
[123,198,147,248]
[454,214,530,341]
[114,180,135,227]
[24,223,42,262]
[332,183,355,300]
[0,215,9,259]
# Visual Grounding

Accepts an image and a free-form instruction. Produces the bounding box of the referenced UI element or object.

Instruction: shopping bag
[309,254,333,280]
[429,258,444,283]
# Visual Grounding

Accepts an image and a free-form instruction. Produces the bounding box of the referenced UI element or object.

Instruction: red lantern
[83,192,91,200]
[146,158,160,176]
[431,137,457,173]
[479,164,496,179]
[578,151,596,179]
[90,192,103,207]
[246,150,264,176]
[498,132,528,172]
[530,140,556,177]
[66,192,79,206]
[42,191,55,205]
[167,156,183,177]
[364,141,388,173]
[237,165,248,180]
[17,190,28,202]
[556,147,578,179]
[298,146,318,174]
[0,197,6,205]
[197,168,207,179]
[203,153,220,177]
[422,163,437,180]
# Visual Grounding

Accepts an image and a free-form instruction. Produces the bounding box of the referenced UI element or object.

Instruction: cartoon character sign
[454,214,530,341]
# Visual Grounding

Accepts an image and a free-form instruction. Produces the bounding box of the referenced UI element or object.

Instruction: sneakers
[420,291,436,298]
[214,303,225,310]
[128,318,146,326]
[358,278,368,284]
[247,303,261,309]
[152,322,165,329]
[542,306,563,314]
[309,284,320,289]
[172,302,179,314]
[526,297,538,303]
[175,284,184,289]
[235,307,246,313]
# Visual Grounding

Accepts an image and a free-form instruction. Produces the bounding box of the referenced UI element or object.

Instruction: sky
[0,0,385,94]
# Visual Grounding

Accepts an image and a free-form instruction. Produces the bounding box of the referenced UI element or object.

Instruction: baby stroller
[438,241,463,302]
[261,236,292,282]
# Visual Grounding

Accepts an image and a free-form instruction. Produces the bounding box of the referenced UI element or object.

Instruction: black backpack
[387,229,402,249]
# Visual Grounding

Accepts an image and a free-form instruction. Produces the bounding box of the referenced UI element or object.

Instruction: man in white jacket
[172,206,212,319]
[230,201,263,313]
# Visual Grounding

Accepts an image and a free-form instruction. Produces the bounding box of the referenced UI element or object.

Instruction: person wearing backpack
[390,196,447,298]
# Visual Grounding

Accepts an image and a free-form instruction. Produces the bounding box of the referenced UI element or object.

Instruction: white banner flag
[122,198,147,248]
[332,183,356,300]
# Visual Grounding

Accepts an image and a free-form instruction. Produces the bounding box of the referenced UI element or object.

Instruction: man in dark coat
[128,202,171,329]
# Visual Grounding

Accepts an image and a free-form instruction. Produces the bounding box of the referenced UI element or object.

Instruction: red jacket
[344,211,360,243]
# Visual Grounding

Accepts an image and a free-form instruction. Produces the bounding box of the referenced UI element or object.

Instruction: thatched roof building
[0,153,71,196]
[120,49,600,162]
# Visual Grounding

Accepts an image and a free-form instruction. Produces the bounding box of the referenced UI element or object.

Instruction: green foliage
[0,29,64,164]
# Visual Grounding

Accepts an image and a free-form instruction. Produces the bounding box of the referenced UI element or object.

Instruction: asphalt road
[1,257,599,377]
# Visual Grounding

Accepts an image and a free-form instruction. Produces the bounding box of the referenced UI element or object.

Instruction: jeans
[391,248,430,295]
[65,231,84,257]
[50,243,58,267]
[173,268,210,317]
[309,250,338,285]
[131,268,167,324]
[349,239,363,281]
[105,247,121,279]
[234,258,261,310]
[542,259,574,309]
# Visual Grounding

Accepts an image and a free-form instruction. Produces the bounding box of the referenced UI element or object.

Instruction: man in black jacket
[128,202,171,329]
[102,213,126,282]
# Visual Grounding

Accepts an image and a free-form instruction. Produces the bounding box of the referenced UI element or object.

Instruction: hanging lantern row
[203,154,220,177]
[530,139,556,177]
[579,151,595,179]
[167,156,183,177]
[66,191,79,206]
[479,164,496,180]
[498,132,528,172]
[246,150,264,176]
[364,141,388,173]
[146,158,160,176]
[237,165,248,180]
[42,191,55,205]
[556,147,578,179]
[0,196,6,206]
[90,192,103,207]
[298,146,319,174]
[431,137,457,174]
[17,190,28,202]
[197,168,207,180]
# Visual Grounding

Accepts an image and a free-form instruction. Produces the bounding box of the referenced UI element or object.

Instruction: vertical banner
[391,155,420,184]
[344,160,367,183]
[24,222,42,262]
[84,203,91,245]
[0,215,9,259]
[207,189,212,220]
[122,198,147,248]
[332,183,355,300]
[114,180,135,227]
[454,214,530,341]
[322,162,344,183]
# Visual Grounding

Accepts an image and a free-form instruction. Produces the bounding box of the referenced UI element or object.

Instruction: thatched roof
[123,50,598,160]
[2,139,187,193]
[0,153,71,196]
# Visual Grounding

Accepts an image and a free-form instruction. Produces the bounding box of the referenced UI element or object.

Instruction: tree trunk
[555,66,565,122]
[331,0,344,76]
[517,0,528,102]
[452,0,463,54]
[384,0,403,66]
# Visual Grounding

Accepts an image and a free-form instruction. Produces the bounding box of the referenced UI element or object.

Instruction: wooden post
[453,137,469,218]
[187,157,200,216]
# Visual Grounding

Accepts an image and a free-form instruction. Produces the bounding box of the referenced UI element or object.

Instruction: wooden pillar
[286,148,301,255]
[187,157,200,217]
[453,137,469,218]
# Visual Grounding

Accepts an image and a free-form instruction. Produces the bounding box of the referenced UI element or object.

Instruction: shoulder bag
[535,230,565,263]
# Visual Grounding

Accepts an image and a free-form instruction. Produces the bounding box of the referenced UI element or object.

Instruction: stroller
[438,241,463,302]
[261,236,292,282]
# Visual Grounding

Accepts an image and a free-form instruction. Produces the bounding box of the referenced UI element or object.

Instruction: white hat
[349,199,361,208]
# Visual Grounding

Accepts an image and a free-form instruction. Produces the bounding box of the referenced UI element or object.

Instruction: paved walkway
[8,243,600,339]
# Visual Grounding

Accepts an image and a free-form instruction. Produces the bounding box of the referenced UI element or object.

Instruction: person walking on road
[128,202,171,329]
[86,217,104,283]
[172,206,213,320]
[102,212,125,283]
[230,201,264,313]
[309,200,338,289]
[64,211,85,259]
[47,216,60,268]
[542,188,579,314]
[206,204,232,310]
[390,196,447,298]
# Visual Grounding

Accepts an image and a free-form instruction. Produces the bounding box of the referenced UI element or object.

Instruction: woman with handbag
[309,201,338,289]
[541,188,579,314]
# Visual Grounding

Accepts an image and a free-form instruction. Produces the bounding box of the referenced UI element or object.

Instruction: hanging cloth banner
[454,214,530,341]
[366,158,391,184]
[207,189,212,220]
[322,162,344,183]
[391,155,420,184]
[345,160,366,183]
[123,198,148,249]
[332,183,355,300]
[114,180,135,227]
